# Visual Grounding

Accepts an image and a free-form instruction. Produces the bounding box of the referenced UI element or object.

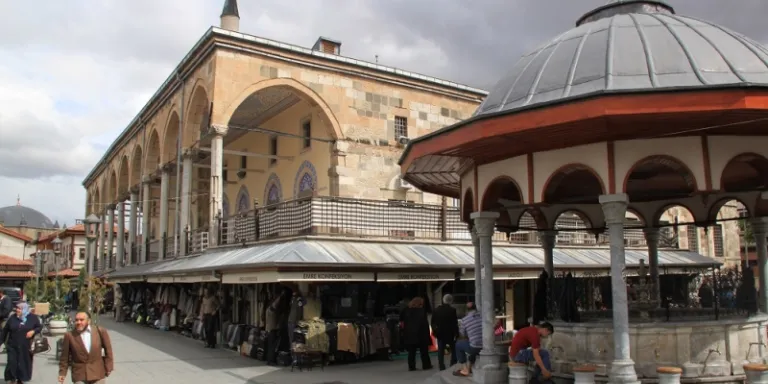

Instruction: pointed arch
[222,193,231,220]
[184,83,211,147]
[144,127,161,175]
[293,160,318,197]
[222,78,343,140]
[130,144,144,187]
[236,185,251,213]
[162,111,180,165]
[117,155,130,199]
[264,173,283,206]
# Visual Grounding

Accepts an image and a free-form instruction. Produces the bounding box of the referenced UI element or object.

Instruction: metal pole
[34,251,40,302]
[55,251,60,300]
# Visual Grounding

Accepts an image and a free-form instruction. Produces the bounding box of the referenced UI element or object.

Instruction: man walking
[431,294,459,371]
[58,311,114,384]
[199,288,220,348]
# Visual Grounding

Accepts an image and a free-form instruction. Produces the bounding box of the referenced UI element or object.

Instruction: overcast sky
[0,0,766,225]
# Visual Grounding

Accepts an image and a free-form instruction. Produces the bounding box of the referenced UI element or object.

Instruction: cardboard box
[34,302,50,315]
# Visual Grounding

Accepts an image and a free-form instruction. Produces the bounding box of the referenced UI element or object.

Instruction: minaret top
[220,0,240,32]
[576,0,674,26]
[16,195,20,206]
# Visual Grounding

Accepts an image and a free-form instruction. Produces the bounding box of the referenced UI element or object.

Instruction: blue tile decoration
[293,160,318,197]
[236,184,250,213]
[264,173,283,206]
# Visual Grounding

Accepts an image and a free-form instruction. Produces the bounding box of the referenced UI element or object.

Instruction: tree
[739,219,754,245]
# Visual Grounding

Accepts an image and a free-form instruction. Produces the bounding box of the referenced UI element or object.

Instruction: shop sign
[173,274,219,283]
[278,271,374,282]
[377,272,454,282]
[461,270,539,280]
[147,276,173,283]
[222,272,278,284]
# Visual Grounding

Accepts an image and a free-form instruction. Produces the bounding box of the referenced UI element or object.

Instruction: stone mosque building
[0,197,59,239]
[86,0,744,278]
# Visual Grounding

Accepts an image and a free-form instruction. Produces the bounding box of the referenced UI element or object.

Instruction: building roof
[48,268,80,278]
[110,238,719,278]
[0,227,32,242]
[0,255,33,267]
[472,0,768,119]
[0,205,54,229]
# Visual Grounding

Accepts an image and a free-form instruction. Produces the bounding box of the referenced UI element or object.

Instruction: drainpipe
[173,73,185,255]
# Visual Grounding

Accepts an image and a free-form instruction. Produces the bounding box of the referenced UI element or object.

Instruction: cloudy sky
[0,0,766,225]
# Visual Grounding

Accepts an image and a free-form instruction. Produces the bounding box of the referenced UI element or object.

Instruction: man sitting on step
[451,302,482,378]
[509,322,554,383]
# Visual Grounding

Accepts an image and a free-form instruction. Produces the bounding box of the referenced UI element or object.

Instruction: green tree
[739,219,754,245]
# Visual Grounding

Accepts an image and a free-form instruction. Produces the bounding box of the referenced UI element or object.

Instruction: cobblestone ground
[18,317,435,384]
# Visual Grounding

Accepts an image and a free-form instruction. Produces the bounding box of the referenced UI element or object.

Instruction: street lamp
[52,237,62,301]
[83,214,101,312]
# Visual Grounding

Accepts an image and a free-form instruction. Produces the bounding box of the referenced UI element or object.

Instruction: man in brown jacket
[58,312,114,384]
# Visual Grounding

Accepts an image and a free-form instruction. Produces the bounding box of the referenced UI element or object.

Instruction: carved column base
[609,359,640,384]
[472,352,508,384]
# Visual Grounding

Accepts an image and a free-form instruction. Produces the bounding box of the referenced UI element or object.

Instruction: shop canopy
[107,239,720,282]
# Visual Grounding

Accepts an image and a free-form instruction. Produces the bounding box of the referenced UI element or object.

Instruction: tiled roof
[47,268,80,278]
[0,227,32,242]
[0,271,36,279]
[0,254,33,266]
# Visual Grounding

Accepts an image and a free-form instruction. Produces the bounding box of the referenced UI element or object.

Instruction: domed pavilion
[401,1,768,383]
[0,197,58,239]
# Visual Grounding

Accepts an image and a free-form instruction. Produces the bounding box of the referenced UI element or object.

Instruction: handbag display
[30,334,50,355]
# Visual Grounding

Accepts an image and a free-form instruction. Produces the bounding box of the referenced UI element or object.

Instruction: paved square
[17,317,436,384]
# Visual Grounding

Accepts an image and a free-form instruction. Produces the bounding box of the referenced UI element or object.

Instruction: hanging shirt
[81,326,92,354]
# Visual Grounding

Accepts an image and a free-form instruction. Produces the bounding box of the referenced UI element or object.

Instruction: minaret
[220,0,240,32]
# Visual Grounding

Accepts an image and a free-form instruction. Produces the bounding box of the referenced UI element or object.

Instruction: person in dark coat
[400,296,433,371]
[431,294,459,371]
[0,302,42,383]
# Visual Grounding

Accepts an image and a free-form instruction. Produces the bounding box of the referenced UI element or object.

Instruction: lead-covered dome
[475,0,768,117]
[0,205,54,229]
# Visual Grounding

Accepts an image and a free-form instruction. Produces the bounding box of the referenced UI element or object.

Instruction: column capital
[106,203,117,211]
[599,193,629,225]
[142,175,154,185]
[210,123,229,136]
[540,230,557,250]
[129,185,140,195]
[643,227,661,243]
[182,149,197,160]
[750,217,768,235]
[160,163,175,173]
[470,211,499,237]
[470,226,479,245]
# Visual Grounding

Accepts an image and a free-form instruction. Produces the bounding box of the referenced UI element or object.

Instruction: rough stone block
[277,69,291,78]
[702,360,731,377]
[682,362,703,378]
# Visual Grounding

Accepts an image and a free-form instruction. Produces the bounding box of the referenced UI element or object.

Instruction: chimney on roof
[220,0,240,32]
[312,37,341,55]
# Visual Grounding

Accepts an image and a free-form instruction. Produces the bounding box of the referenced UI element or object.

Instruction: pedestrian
[0,302,42,383]
[400,296,433,371]
[57,311,114,384]
[431,294,459,371]
[265,295,281,365]
[0,290,11,329]
[199,288,220,348]
[452,302,482,378]
[509,322,554,383]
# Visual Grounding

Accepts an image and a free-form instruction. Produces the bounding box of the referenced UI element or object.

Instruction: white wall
[0,233,34,260]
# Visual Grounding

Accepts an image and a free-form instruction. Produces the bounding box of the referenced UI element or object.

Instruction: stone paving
[17,317,436,384]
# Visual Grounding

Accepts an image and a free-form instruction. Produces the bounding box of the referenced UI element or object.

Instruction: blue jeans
[456,340,481,364]
[513,348,551,376]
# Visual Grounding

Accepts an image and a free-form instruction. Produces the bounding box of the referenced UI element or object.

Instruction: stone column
[128,188,138,265]
[643,227,661,304]
[471,226,482,306]
[209,124,228,246]
[106,205,115,272]
[470,211,506,384]
[116,202,125,269]
[540,230,556,277]
[751,218,768,313]
[598,193,639,384]
[141,177,151,264]
[159,166,171,259]
[98,210,106,270]
[179,152,193,256]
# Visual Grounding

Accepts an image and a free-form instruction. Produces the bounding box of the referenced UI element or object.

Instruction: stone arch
[107,169,118,204]
[93,187,101,215]
[293,160,318,197]
[653,203,699,227]
[516,208,548,231]
[184,83,211,147]
[264,173,283,206]
[117,155,130,199]
[623,155,697,203]
[130,144,143,187]
[462,188,474,224]
[707,197,749,223]
[144,127,161,175]
[553,209,595,230]
[626,207,647,227]
[481,176,523,228]
[720,152,768,192]
[221,78,344,140]
[162,111,180,165]
[541,163,606,204]
[222,193,230,220]
[236,185,250,213]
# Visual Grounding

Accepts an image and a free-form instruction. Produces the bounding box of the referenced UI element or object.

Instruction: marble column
[471,226,482,306]
[751,218,768,313]
[540,230,556,277]
[179,152,193,256]
[98,210,106,270]
[141,177,151,264]
[116,202,125,269]
[471,211,505,384]
[209,124,228,246]
[128,189,138,265]
[599,193,639,384]
[159,167,170,259]
[643,227,661,304]
[106,205,115,272]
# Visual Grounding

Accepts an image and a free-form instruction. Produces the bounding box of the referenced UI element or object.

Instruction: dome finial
[576,0,675,26]
[15,195,20,206]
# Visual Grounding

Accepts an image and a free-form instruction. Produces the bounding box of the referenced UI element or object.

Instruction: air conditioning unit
[397,136,411,146]
[397,177,413,190]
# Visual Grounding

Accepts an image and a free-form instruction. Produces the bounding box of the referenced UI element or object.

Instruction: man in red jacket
[509,322,554,382]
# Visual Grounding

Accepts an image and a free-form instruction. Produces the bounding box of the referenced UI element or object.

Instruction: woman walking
[400,297,433,371]
[0,302,42,383]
